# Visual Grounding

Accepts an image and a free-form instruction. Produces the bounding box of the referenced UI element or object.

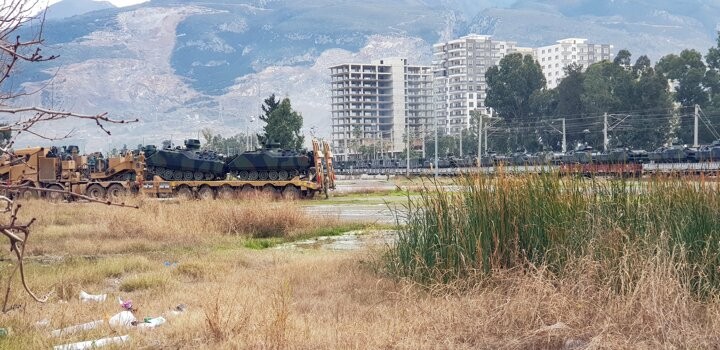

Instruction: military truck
[141,139,335,200]
[0,146,145,200]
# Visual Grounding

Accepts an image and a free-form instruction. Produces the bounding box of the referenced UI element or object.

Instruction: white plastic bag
[108,311,136,328]
[53,335,129,350]
[79,291,107,303]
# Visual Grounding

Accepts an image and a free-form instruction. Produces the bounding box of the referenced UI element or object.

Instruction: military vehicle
[141,139,335,200]
[0,146,144,200]
[224,141,313,181]
[693,140,720,161]
[143,139,226,181]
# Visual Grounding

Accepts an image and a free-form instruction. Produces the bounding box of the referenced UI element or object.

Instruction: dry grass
[13,197,320,257]
[4,247,720,349]
[1,193,720,348]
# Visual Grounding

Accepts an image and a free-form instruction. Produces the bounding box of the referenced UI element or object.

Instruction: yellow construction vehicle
[0,146,144,200]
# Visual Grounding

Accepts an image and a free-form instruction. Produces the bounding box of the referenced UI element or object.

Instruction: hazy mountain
[45,0,116,19]
[9,0,720,151]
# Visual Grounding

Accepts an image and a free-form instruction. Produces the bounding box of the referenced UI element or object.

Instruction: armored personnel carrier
[143,139,225,181]
[225,142,313,181]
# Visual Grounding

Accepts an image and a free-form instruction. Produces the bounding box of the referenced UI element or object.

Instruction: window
[555,47,559,52]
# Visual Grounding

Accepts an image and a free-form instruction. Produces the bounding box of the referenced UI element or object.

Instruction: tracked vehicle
[143,139,225,181]
[225,142,313,181]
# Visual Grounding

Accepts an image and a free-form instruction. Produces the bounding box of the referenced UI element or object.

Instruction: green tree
[613,49,632,67]
[633,55,652,75]
[656,49,709,107]
[260,94,281,122]
[555,64,585,117]
[259,97,304,149]
[485,53,546,124]
[485,53,546,152]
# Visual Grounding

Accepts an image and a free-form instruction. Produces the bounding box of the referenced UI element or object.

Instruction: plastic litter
[53,335,129,350]
[0,328,8,338]
[79,291,107,303]
[137,316,166,329]
[170,304,187,316]
[51,320,104,337]
[108,311,136,328]
[118,297,134,311]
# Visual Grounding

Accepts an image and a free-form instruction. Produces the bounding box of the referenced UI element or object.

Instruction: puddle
[276,230,397,251]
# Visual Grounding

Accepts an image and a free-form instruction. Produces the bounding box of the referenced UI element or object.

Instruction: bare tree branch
[0,0,141,309]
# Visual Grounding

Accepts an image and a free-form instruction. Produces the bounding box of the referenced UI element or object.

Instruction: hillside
[10,0,719,151]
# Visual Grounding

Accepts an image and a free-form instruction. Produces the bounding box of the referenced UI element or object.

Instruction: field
[1,177,720,349]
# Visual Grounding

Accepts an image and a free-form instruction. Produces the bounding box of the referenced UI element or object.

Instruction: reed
[388,172,720,295]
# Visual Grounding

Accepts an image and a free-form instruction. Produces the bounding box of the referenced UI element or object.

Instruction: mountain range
[8,0,720,151]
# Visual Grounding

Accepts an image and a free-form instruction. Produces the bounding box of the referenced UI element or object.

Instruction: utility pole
[694,104,700,147]
[603,112,608,152]
[421,125,426,159]
[380,130,384,162]
[434,115,439,178]
[459,127,463,158]
[406,118,410,177]
[477,113,483,167]
[562,118,567,153]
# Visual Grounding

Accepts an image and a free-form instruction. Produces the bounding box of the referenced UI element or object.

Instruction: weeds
[388,172,720,295]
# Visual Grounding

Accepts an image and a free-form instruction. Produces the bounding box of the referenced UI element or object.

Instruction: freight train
[334,141,720,177]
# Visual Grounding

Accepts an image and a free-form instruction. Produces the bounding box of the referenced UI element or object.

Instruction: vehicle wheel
[193,171,204,181]
[204,172,215,181]
[46,184,66,201]
[238,185,256,199]
[258,171,269,180]
[278,170,289,181]
[107,184,127,199]
[238,171,249,180]
[172,170,183,180]
[248,171,259,181]
[261,185,278,199]
[183,171,194,181]
[197,186,215,200]
[281,185,300,200]
[217,185,234,200]
[175,186,194,200]
[162,168,174,180]
[19,184,39,200]
[268,170,279,181]
[86,184,106,199]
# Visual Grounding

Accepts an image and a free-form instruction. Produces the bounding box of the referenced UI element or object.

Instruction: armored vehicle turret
[143,139,226,181]
[225,142,313,181]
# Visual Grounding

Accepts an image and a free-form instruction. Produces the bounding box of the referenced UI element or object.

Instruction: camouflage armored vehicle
[143,139,225,181]
[225,141,313,181]
[694,140,720,162]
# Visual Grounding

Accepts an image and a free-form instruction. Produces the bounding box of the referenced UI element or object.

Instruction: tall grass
[388,172,720,295]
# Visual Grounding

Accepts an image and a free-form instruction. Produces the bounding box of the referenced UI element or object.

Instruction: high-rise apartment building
[432,35,532,136]
[330,58,432,160]
[534,38,614,89]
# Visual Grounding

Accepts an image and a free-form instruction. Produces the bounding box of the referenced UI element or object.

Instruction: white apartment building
[330,58,433,160]
[534,38,614,89]
[432,34,532,136]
